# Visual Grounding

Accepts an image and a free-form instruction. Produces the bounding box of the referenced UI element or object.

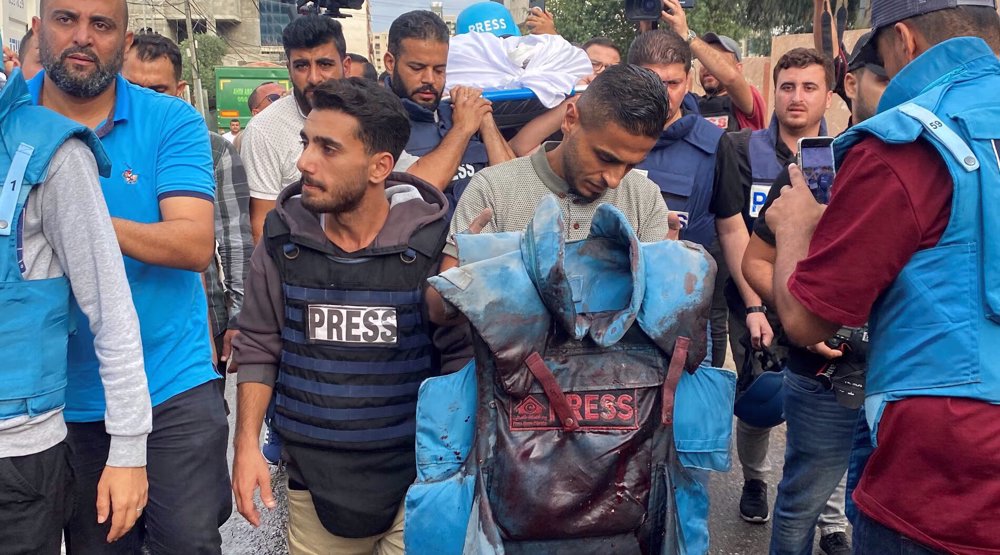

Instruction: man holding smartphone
[709,48,833,527]
[742,36,889,555]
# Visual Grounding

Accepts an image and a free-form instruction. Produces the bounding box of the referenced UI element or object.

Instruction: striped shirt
[206,132,253,336]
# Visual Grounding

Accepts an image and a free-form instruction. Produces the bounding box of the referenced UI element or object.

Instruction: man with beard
[231,77,448,555]
[709,47,833,527]
[658,0,765,131]
[383,10,514,213]
[2,29,43,80]
[242,16,351,244]
[430,64,671,326]
[29,0,230,552]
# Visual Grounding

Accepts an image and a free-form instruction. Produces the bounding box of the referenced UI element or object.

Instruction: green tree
[546,0,637,54]
[180,33,227,109]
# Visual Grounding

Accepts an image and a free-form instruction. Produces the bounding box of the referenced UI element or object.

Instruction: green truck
[214,66,291,132]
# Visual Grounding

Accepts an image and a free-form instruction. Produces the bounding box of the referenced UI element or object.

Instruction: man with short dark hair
[658,0,765,131]
[30,0,230,552]
[384,10,514,209]
[347,52,378,80]
[232,77,448,555]
[122,32,253,378]
[223,118,241,142]
[767,1,1000,552]
[582,36,621,76]
[711,47,833,526]
[437,64,671,312]
[629,28,730,368]
[242,15,351,243]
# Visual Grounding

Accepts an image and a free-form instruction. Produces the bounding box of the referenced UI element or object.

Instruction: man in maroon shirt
[766,3,1000,553]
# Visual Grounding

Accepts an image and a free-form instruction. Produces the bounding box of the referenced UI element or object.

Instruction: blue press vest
[404,197,737,554]
[833,37,1000,436]
[747,116,828,221]
[638,113,723,247]
[0,71,111,420]
[399,97,489,210]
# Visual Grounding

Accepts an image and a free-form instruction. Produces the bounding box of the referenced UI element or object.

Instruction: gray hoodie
[234,172,448,386]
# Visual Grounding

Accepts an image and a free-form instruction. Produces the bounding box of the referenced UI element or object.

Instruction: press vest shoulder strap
[899,103,980,172]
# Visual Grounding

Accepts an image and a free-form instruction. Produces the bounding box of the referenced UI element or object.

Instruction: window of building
[260,0,297,47]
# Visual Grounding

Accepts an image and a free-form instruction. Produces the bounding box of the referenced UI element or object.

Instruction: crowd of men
[1,0,998,553]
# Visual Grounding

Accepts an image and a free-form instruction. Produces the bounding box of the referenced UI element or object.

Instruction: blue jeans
[853,512,943,554]
[845,407,873,525]
[769,370,859,555]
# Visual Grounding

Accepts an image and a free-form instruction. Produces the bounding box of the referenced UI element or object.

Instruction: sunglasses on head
[254,93,282,110]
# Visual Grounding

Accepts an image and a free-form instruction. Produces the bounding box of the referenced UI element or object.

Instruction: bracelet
[746,305,767,315]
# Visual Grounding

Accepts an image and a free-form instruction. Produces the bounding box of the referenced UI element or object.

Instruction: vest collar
[385,76,447,124]
[0,69,30,121]
[879,37,997,114]
[658,113,723,155]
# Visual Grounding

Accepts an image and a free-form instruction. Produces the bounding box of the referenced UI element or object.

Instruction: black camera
[825,325,869,361]
[625,0,695,21]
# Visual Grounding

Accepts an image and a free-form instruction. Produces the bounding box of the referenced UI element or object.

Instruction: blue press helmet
[733,371,785,428]
[456,2,521,37]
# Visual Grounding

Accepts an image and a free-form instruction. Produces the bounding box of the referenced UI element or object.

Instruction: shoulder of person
[621,169,662,197]
[127,80,202,124]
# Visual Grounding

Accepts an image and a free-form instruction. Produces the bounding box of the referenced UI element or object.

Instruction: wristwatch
[686,29,697,43]
[746,305,767,315]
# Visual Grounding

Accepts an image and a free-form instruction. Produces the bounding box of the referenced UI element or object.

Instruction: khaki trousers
[287,486,405,555]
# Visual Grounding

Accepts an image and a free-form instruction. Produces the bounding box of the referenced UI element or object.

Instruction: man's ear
[176,80,188,99]
[843,71,858,102]
[371,151,395,184]
[342,55,352,78]
[895,21,921,65]
[384,52,395,75]
[562,101,581,136]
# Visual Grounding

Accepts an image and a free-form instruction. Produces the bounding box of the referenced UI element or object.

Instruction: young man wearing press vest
[711,48,832,524]
[232,77,449,554]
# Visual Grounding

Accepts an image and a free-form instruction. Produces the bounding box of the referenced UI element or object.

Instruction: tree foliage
[180,33,227,108]
[545,0,865,57]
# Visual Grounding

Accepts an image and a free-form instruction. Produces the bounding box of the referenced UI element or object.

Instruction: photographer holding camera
[657,0,766,131]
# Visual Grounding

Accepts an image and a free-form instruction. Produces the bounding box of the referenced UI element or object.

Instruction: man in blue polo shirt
[31,0,231,552]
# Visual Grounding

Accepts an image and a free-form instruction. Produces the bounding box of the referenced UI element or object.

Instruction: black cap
[847,32,887,77]
[870,0,996,30]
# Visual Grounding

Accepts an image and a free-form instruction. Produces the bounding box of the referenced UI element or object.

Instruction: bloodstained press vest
[263,192,448,536]
[746,115,827,220]
[0,71,110,421]
[404,196,737,554]
[399,96,489,210]
[832,37,1000,439]
[638,113,724,247]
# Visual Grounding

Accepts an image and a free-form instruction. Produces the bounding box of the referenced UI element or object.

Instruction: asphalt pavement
[219,354,810,555]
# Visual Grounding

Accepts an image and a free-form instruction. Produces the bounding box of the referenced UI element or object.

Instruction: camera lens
[643,0,657,12]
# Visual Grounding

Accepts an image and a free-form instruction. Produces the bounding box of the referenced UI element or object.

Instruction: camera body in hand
[625,0,695,22]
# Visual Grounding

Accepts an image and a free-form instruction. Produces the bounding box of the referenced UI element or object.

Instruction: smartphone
[679,0,696,7]
[796,137,836,204]
[529,0,545,12]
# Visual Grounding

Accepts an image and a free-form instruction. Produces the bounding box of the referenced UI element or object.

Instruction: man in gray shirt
[0,72,151,554]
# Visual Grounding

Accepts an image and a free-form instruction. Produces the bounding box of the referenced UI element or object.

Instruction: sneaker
[819,531,851,555]
[261,425,283,465]
[739,479,770,523]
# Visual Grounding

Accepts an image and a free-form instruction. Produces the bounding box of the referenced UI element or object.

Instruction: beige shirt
[242,95,305,201]
[446,142,671,258]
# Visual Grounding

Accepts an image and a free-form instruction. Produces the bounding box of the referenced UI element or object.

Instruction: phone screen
[799,143,836,204]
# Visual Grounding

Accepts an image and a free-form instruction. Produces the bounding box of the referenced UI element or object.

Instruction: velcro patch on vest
[510,390,639,431]
[705,115,730,130]
[307,304,397,345]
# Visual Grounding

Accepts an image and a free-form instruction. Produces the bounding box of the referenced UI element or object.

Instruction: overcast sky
[370,0,484,32]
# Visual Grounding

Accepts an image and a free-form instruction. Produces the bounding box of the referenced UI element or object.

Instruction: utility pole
[184,0,207,120]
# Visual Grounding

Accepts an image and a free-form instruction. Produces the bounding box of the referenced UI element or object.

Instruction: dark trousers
[706,240,730,367]
[854,512,944,554]
[64,381,232,555]
[0,442,74,555]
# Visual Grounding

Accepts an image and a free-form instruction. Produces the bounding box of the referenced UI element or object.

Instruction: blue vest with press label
[398,94,489,212]
[638,113,723,247]
[833,37,1000,440]
[747,115,827,221]
[0,71,111,421]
